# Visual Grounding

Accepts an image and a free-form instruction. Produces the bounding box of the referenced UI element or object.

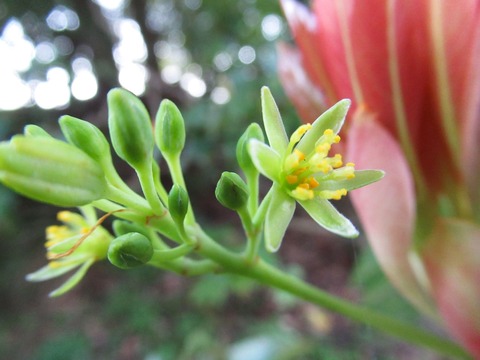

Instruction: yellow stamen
[286,175,298,184]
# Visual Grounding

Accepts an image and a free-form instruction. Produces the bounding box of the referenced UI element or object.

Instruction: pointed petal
[422,218,480,358]
[49,258,95,297]
[296,99,351,154]
[316,170,384,192]
[346,110,435,316]
[248,140,282,183]
[264,186,296,252]
[299,197,358,238]
[261,87,288,154]
[26,262,81,282]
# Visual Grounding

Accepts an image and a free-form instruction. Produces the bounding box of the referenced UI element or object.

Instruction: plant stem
[193,228,471,360]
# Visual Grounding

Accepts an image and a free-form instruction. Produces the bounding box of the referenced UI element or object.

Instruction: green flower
[248,87,383,252]
[26,208,113,297]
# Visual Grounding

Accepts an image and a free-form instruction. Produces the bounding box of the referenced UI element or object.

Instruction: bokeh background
[0,1,439,359]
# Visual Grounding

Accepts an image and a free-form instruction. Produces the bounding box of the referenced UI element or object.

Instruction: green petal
[49,258,95,297]
[296,99,351,154]
[248,139,282,182]
[261,87,288,154]
[298,198,358,238]
[265,185,296,252]
[316,170,385,192]
[26,262,82,282]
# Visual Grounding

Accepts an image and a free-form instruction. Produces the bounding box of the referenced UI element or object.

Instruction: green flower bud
[215,171,249,211]
[24,125,52,137]
[155,99,186,159]
[168,184,189,226]
[107,88,154,168]
[108,232,153,269]
[112,220,151,240]
[0,135,107,207]
[59,115,111,164]
[236,123,264,176]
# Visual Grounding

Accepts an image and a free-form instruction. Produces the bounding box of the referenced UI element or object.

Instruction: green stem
[136,161,164,215]
[193,229,471,360]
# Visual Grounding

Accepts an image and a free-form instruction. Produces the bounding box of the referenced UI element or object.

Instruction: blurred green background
[0,1,440,359]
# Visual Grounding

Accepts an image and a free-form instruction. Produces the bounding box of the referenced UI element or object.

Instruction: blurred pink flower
[279,0,480,356]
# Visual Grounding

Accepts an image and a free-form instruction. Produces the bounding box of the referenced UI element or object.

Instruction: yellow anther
[292,186,314,200]
[294,149,305,161]
[298,183,310,190]
[346,162,355,167]
[57,211,71,221]
[48,261,62,269]
[319,189,347,200]
[307,177,319,189]
[315,143,331,155]
[323,129,333,136]
[334,135,341,143]
[286,175,298,184]
[290,123,312,144]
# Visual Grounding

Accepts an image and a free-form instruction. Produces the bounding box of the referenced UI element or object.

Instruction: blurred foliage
[0,1,435,359]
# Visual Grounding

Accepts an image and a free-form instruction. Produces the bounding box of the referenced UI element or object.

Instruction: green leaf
[296,99,351,154]
[265,185,296,252]
[298,198,358,238]
[248,139,282,182]
[261,86,288,154]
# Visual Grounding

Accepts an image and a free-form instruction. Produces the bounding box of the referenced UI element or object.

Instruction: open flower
[26,207,112,297]
[279,0,480,355]
[248,87,383,251]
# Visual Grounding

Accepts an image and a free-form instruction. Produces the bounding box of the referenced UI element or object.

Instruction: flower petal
[261,87,288,154]
[26,262,82,282]
[298,197,358,238]
[264,185,296,252]
[315,169,384,192]
[296,98,351,155]
[248,139,282,182]
[422,218,480,358]
[49,258,95,297]
[347,109,435,316]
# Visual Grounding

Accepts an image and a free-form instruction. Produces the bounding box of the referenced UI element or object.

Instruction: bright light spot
[0,71,31,110]
[71,70,98,101]
[2,19,25,42]
[46,6,80,31]
[1,20,35,73]
[53,36,74,56]
[34,67,71,109]
[35,41,56,63]
[261,14,283,41]
[113,18,147,64]
[161,64,182,84]
[238,45,256,64]
[93,0,125,11]
[180,72,206,98]
[210,86,230,105]
[119,63,148,96]
[72,57,93,72]
[213,52,232,72]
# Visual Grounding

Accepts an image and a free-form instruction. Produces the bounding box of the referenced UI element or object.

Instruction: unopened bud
[0,135,107,206]
[215,171,249,211]
[168,184,189,226]
[107,232,153,269]
[107,88,154,168]
[155,99,186,159]
[236,123,264,176]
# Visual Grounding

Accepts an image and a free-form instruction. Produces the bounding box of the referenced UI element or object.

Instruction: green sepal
[168,184,189,226]
[24,125,52,137]
[298,198,358,238]
[107,88,154,168]
[215,171,249,211]
[108,232,154,269]
[315,170,385,192]
[155,99,186,159]
[264,185,295,252]
[0,136,107,207]
[59,115,111,164]
[261,86,288,154]
[236,123,264,176]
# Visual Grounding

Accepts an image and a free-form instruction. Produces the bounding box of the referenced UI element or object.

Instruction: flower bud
[168,184,189,226]
[0,135,107,206]
[59,115,111,164]
[107,232,153,269]
[24,125,52,137]
[107,88,154,168]
[215,171,249,211]
[155,99,185,159]
[112,219,151,239]
[236,123,264,176]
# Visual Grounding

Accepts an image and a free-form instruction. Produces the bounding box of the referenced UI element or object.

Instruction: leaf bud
[0,135,107,206]
[155,99,186,159]
[107,232,153,269]
[215,171,249,211]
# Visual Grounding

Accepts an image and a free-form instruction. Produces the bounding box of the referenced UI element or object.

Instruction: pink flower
[279,0,480,356]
